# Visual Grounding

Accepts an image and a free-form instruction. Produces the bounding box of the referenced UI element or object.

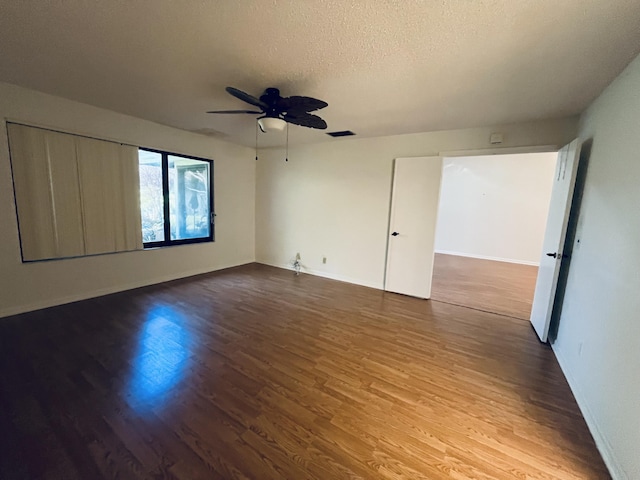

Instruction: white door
[530,139,582,342]
[385,156,443,298]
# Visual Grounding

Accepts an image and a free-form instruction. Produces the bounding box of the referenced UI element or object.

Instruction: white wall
[434,153,557,265]
[0,82,256,318]
[552,55,640,480]
[256,118,577,288]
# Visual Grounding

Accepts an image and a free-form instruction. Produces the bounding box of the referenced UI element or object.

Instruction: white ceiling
[1,1,639,147]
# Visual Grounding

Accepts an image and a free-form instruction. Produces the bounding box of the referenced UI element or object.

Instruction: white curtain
[8,123,143,261]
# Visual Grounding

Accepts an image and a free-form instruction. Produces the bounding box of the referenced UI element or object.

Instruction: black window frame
[139,148,215,249]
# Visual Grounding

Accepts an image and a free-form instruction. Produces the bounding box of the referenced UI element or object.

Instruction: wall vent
[326,130,356,137]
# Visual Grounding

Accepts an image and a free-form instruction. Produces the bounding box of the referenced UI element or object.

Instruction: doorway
[430,152,557,320]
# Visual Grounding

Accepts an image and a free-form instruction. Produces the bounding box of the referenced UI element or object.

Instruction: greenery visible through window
[138,148,214,247]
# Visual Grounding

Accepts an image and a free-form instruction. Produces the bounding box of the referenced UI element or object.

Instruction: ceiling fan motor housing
[261,88,283,118]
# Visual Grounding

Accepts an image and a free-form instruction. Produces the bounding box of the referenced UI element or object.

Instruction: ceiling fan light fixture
[257,117,286,132]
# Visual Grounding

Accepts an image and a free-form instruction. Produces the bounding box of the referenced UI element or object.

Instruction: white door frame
[439,145,559,158]
[431,144,565,320]
[383,144,563,301]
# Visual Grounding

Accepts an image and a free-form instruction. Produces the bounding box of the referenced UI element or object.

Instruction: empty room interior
[431,152,557,320]
[0,2,639,480]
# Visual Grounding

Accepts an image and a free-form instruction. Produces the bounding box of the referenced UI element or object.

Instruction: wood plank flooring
[431,254,539,320]
[0,263,609,479]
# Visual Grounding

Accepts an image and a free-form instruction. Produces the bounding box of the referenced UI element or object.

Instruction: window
[7,123,214,261]
[138,149,214,247]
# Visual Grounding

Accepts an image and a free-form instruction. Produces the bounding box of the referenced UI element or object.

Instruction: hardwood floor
[0,264,608,479]
[431,254,540,320]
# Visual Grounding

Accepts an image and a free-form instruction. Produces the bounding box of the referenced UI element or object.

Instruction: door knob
[391,232,400,236]
[546,252,570,259]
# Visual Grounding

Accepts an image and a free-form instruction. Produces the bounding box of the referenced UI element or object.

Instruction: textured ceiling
[1,1,639,147]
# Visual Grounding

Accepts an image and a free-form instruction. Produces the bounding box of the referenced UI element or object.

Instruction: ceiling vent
[326,130,355,137]
[191,128,229,138]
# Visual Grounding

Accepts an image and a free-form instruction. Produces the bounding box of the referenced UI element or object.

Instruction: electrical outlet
[296,252,301,261]
[322,256,327,264]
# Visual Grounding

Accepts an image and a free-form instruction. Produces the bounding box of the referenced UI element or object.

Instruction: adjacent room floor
[0,264,608,479]
[431,253,539,320]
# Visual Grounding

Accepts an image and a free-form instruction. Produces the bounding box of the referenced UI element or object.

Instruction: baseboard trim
[257,261,383,290]
[552,344,624,479]
[0,260,255,319]
[435,250,540,266]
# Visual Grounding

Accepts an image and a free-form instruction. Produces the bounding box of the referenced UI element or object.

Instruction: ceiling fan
[208,87,328,132]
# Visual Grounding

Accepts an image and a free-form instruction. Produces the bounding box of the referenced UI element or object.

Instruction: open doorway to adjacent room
[430,152,557,320]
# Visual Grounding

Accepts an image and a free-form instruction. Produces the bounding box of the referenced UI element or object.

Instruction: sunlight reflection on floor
[127,306,191,410]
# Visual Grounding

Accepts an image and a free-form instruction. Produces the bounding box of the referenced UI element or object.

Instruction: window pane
[168,155,210,241]
[138,150,165,242]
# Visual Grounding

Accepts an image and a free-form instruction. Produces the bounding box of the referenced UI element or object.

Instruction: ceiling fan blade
[206,109,262,114]
[284,112,327,129]
[277,96,328,113]
[226,86,268,110]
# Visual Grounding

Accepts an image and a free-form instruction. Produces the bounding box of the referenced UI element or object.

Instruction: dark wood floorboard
[0,263,608,479]
[431,254,539,320]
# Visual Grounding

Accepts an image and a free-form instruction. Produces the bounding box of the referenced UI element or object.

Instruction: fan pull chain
[285,122,289,162]
[255,119,258,161]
